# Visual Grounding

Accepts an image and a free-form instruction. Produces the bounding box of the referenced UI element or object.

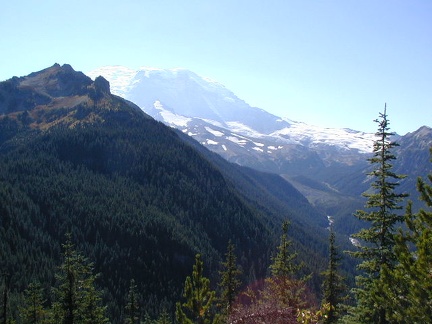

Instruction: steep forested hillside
[176,129,335,284]
[0,64,334,320]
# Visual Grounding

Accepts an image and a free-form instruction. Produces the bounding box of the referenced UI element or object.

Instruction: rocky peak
[400,125,432,150]
[412,125,432,137]
[0,64,146,131]
[93,76,110,95]
[22,63,93,98]
[0,64,112,115]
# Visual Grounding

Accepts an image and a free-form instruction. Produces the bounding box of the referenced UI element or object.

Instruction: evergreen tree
[20,282,47,324]
[269,220,301,278]
[155,309,171,324]
[218,240,242,316]
[0,272,11,324]
[266,220,309,311]
[142,313,153,324]
[124,279,140,324]
[380,148,432,323]
[51,236,81,324]
[175,254,218,324]
[80,276,109,324]
[51,234,108,324]
[347,106,407,323]
[321,226,345,323]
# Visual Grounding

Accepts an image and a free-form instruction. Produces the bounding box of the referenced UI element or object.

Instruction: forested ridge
[0,111,274,319]
[0,64,333,322]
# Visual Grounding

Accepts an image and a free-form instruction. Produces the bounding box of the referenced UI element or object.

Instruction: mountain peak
[399,125,432,151]
[0,64,146,129]
[93,75,110,95]
[0,64,97,116]
[88,65,285,133]
[412,125,432,136]
[87,66,230,101]
[20,63,93,99]
[28,63,81,78]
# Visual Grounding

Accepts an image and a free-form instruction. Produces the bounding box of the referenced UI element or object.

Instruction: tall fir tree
[79,275,109,324]
[155,309,171,324]
[321,226,345,324]
[124,279,140,324]
[347,106,407,323]
[175,254,219,324]
[51,234,108,324]
[20,282,47,324]
[218,240,242,316]
[0,272,11,324]
[267,220,307,310]
[380,148,432,323]
[269,220,301,278]
[142,313,153,324]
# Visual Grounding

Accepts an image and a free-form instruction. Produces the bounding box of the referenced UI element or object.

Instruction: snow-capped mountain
[88,66,291,132]
[88,66,375,174]
[87,65,432,226]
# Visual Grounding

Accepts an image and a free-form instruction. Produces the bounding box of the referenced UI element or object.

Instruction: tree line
[2,220,328,323]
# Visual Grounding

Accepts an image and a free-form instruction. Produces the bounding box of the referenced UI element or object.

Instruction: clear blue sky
[1,0,431,134]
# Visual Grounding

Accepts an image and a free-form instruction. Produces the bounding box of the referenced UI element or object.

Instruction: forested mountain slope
[0,64,331,319]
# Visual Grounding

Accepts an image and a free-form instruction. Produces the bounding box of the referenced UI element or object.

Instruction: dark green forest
[0,64,336,322]
[0,112,272,320]
[1,65,430,323]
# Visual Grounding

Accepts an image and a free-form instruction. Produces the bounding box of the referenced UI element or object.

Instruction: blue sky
[1,0,431,134]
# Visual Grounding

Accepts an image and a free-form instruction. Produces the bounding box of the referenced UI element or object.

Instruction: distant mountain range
[88,66,432,232]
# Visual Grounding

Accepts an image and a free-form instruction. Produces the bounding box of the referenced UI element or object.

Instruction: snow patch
[227,136,247,145]
[206,139,219,145]
[154,101,191,127]
[226,121,264,138]
[205,126,224,137]
[201,118,225,128]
